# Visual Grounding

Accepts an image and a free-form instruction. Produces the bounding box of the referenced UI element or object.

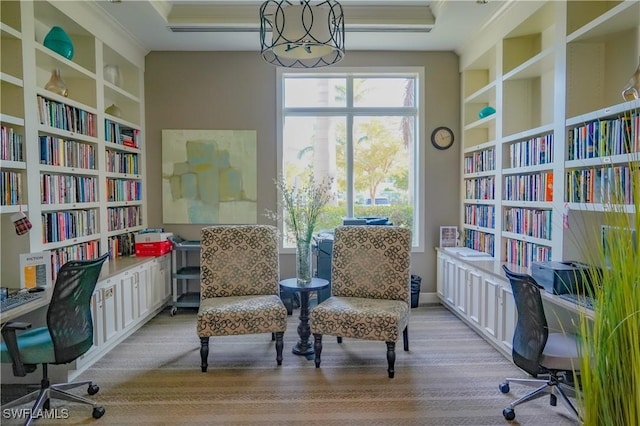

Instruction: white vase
[104,64,122,87]
[621,62,640,101]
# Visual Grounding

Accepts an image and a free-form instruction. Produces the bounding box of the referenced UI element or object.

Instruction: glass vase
[296,239,312,285]
[44,69,68,97]
[621,62,640,101]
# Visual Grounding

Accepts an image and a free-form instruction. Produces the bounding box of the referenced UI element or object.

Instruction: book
[19,251,53,289]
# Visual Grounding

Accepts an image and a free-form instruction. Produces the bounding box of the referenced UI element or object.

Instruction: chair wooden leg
[313,334,323,368]
[200,337,209,372]
[386,341,396,378]
[403,326,409,351]
[275,331,284,366]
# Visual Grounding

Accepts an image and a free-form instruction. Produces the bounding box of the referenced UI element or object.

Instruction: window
[277,68,424,249]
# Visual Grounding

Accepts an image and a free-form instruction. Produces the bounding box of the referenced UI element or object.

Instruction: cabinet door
[443,257,457,305]
[101,281,120,342]
[482,276,501,339]
[120,270,138,329]
[497,285,517,353]
[137,264,150,318]
[467,268,483,325]
[436,253,446,298]
[455,262,468,315]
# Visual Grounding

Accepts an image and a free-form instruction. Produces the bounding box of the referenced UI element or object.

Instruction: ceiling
[94,0,514,54]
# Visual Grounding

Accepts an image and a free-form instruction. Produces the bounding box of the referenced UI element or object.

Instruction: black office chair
[499,265,582,422]
[0,252,110,425]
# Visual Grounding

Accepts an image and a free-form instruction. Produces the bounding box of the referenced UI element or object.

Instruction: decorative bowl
[478,106,496,119]
[43,26,74,60]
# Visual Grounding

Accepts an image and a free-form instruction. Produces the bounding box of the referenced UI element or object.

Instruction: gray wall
[144,50,461,294]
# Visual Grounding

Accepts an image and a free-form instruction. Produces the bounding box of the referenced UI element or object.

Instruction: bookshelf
[458,0,639,269]
[441,1,639,360]
[0,1,146,286]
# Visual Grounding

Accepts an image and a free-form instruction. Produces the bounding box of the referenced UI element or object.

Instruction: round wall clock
[431,126,454,150]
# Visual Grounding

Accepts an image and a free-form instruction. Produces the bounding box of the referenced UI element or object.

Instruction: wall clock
[431,126,454,150]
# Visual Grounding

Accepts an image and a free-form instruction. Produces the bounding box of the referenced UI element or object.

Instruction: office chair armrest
[1,321,33,377]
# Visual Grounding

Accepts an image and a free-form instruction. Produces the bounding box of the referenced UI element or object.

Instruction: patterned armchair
[309,225,412,378]
[197,225,288,372]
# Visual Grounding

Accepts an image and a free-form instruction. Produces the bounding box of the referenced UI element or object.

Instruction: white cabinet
[72,256,171,376]
[436,250,516,359]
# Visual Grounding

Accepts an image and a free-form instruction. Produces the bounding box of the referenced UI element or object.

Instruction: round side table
[279,277,329,356]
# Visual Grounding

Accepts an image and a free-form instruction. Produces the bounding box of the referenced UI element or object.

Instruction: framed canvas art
[162,129,257,224]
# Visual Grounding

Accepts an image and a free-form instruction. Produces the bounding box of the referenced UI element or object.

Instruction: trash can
[411,274,421,308]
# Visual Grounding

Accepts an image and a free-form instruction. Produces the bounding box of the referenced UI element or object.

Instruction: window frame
[276,67,426,253]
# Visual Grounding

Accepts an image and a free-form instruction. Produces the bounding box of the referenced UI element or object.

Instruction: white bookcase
[446,0,639,357]
[1,0,147,286]
[458,0,639,268]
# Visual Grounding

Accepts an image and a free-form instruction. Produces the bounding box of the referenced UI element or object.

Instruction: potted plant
[576,159,640,425]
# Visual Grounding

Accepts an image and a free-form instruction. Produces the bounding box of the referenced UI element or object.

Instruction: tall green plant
[576,160,640,425]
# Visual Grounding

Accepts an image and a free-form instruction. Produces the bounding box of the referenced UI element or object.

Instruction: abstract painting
[162,129,257,224]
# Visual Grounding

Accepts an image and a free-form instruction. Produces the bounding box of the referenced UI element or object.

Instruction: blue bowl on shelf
[478,106,496,119]
[43,26,74,60]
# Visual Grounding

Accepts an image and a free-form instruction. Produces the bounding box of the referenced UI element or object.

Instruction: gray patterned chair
[197,225,288,372]
[309,225,412,378]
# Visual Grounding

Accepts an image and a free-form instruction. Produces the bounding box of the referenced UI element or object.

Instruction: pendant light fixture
[260,0,345,68]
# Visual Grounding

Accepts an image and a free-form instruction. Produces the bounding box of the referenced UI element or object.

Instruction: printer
[530,261,595,295]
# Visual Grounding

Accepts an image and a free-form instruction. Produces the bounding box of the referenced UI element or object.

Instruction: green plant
[575,161,640,425]
[265,174,334,245]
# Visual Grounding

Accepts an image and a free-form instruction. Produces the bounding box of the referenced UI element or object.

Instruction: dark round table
[279,277,330,356]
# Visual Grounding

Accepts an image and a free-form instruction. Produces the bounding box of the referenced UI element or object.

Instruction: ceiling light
[259,0,345,68]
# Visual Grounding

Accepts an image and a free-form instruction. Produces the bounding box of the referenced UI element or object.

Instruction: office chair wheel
[503,407,515,421]
[550,394,557,406]
[92,406,105,419]
[499,382,510,393]
[87,384,99,395]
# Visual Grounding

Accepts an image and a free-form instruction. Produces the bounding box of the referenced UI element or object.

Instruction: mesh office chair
[1,252,109,425]
[309,225,412,378]
[499,265,582,421]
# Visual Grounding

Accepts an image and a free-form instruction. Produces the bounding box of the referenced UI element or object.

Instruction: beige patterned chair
[309,225,412,378]
[197,225,288,372]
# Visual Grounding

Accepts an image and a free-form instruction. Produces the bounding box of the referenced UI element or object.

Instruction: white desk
[0,288,53,324]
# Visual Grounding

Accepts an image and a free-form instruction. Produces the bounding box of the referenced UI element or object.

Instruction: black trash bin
[411,274,421,308]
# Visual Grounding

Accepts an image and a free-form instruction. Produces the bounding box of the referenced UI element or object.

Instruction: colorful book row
[503,207,552,240]
[106,178,142,202]
[106,151,139,175]
[0,125,24,162]
[1,170,23,205]
[464,148,495,174]
[49,241,100,282]
[567,109,640,160]
[566,165,637,205]
[41,209,98,244]
[41,174,97,204]
[464,204,495,228]
[105,119,140,148]
[37,95,96,137]
[108,232,136,258]
[503,172,553,202]
[508,133,553,168]
[504,238,551,268]
[39,135,96,169]
[465,176,495,199]
[464,229,495,256]
[107,205,142,231]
